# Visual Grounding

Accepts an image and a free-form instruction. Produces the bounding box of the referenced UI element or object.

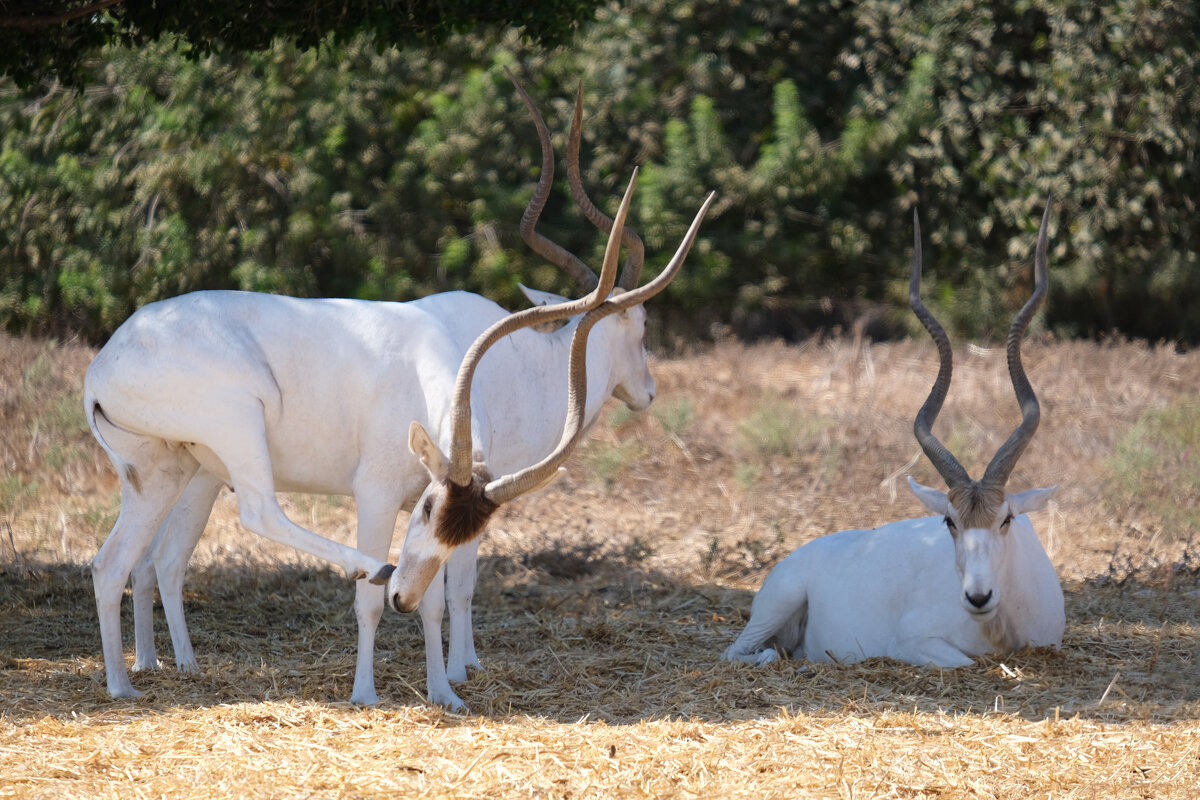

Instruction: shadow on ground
[1,550,1197,727]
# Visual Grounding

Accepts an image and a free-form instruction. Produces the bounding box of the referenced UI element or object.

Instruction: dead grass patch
[2,333,1199,798]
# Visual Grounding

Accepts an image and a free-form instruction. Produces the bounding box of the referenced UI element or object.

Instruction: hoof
[369,563,396,585]
[433,696,469,714]
[754,649,781,666]
[176,659,201,676]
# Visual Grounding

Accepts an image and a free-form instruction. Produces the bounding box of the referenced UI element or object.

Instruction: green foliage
[1104,400,1200,541]
[0,0,601,90]
[80,494,121,532]
[733,462,761,490]
[581,439,647,488]
[738,402,800,459]
[737,397,829,459]
[654,397,694,437]
[0,0,1197,345]
[0,474,38,515]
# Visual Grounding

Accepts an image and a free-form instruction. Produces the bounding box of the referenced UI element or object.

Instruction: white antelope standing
[723,204,1064,669]
[86,81,715,709]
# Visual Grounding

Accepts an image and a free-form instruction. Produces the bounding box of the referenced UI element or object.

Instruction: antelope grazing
[723,204,1064,669]
[86,81,714,709]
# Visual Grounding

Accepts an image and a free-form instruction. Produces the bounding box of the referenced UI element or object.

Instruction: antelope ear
[1007,485,1057,515]
[907,476,950,516]
[409,422,448,481]
[518,283,569,308]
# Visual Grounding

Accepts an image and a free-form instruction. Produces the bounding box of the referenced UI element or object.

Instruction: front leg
[446,537,483,682]
[418,564,466,712]
[349,492,404,706]
[202,424,394,584]
[886,606,979,668]
[887,635,976,668]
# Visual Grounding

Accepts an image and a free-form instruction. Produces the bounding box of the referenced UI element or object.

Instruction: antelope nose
[966,590,993,610]
[390,592,416,614]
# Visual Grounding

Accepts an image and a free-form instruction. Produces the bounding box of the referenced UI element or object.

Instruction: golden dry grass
[2,333,1198,799]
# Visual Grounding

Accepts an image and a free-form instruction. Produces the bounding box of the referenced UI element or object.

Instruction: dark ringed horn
[981,199,1052,488]
[909,208,971,489]
[506,66,600,292]
[564,82,647,291]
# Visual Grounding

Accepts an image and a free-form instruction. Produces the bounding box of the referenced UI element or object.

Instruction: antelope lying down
[723,205,1064,668]
[85,79,715,709]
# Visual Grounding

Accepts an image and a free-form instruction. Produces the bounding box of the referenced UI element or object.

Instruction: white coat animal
[386,186,715,613]
[87,83,714,710]
[122,76,710,711]
[723,204,1064,668]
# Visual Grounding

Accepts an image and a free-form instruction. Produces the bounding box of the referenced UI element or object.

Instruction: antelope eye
[422,497,434,520]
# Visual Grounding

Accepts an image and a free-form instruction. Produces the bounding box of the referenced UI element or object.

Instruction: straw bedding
[2,337,1198,798]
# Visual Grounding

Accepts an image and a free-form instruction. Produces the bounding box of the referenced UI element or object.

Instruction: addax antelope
[86,79,714,709]
[723,204,1064,669]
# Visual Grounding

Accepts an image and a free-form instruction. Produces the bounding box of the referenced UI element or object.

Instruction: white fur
[88,287,654,710]
[384,289,652,708]
[722,478,1064,668]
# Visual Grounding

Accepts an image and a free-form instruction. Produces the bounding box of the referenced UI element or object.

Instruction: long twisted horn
[981,199,1052,488]
[485,189,716,505]
[586,188,716,316]
[910,208,971,489]
[565,82,647,291]
[506,67,600,292]
[443,169,635,487]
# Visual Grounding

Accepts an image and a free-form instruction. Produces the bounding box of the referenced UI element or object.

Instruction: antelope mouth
[387,555,444,613]
[965,604,999,621]
[614,383,653,412]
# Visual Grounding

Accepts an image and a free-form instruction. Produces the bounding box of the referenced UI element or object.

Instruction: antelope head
[509,72,658,411]
[906,202,1055,624]
[388,164,715,612]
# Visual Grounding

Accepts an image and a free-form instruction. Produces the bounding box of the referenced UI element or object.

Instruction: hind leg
[130,551,161,673]
[156,470,224,673]
[722,554,808,665]
[130,470,223,674]
[93,439,199,698]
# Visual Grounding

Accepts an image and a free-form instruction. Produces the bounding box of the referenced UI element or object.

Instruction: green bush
[0,0,1196,345]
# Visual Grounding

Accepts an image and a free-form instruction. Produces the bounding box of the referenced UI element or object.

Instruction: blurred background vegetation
[0,0,1196,347]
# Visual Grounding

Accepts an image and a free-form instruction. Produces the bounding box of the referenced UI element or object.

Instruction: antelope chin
[966,605,999,622]
[613,384,653,411]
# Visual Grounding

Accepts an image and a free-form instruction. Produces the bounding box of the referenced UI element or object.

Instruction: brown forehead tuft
[435,467,499,547]
[946,483,1006,529]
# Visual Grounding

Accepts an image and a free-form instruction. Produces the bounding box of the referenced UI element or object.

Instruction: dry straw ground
[1,332,1198,798]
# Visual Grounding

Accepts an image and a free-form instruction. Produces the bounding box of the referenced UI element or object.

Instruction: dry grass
[2,332,1199,799]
